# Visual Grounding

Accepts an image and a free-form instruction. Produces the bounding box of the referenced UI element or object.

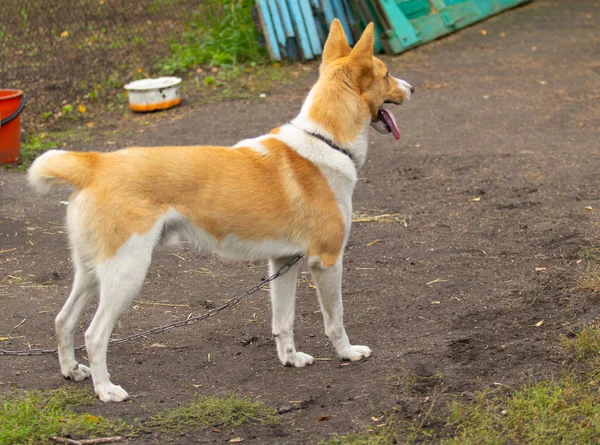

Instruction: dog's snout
[410,85,415,94]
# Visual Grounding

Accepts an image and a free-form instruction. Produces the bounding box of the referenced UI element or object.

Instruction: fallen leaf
[480,29,488,35]
[537,80,548,85]
[431,301,441,305]
[531,46,537,51]
[78,105,86,113]
[470,196,481,202]
[366,239,381,247]
[482,95,490,100]
[535,267,547,272]
[211,428,221,433]
[426,278,448,285]
[150,343,167,348]
[317,415,331,422]
[229,438,244,443]
[86,122,94,128]
[500,32,506,37]
[60,30,69,38]
[535,320,544,327]
[585,206,593,211]
[371,416,382,422]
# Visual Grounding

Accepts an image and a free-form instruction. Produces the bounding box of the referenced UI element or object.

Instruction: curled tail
[28,150,100,193]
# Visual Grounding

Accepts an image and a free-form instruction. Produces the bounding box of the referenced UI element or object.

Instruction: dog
[28,20,413,402]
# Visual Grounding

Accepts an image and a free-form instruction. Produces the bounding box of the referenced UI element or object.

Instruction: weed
[323,421,399,445]
[156,0,267,74]
[146,394,279,434]
[562,321,600,365]
[16,133,59,170]
[576,248,600,292]
[0,387,135,445]
[444,373,600,445]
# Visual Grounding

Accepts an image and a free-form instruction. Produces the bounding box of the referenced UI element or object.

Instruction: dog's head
[319,20,413,140]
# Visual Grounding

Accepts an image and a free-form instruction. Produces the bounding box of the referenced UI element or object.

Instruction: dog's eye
[385,71,390,78]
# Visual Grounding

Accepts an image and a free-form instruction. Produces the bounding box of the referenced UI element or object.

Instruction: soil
[1,1,599,443]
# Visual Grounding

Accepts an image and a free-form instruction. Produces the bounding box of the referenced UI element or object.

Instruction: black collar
[292,125,354,162]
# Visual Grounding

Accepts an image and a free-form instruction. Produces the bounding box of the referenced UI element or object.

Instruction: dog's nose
[410,86,415,94]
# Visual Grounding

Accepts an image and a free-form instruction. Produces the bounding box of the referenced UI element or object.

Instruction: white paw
[281,351,315,368]
[339,345,372,361]
[61,363,91,381]
[95,382,129,402]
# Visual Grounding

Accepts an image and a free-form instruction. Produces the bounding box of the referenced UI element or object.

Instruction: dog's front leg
[269,256,314,367]
[309,257,371,361]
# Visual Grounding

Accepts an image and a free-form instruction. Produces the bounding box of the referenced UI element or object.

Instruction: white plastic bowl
[124,77,182,112]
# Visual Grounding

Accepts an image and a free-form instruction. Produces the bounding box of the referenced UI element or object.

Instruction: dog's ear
[347,23,375,90]
[321,19,351,67]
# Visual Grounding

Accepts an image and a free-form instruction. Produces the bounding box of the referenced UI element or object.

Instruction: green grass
[576,248,600,293]
[146,394,279,434]
[0,387,135,445]
[443,374,600,445]
[323,417,400,445]
[157,0,267,74]
[14,133,59,171]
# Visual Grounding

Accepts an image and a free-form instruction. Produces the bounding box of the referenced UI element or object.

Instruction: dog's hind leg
[84,230,158,402]
[309,257,371,361]
[55,260,97,381]
[269,256,314,367]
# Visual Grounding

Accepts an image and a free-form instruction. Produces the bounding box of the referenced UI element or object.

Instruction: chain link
[0,255,303,357]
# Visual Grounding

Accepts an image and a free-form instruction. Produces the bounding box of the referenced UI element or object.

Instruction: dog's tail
[28,150,101,193]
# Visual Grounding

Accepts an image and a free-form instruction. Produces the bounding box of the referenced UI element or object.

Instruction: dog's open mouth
[372,106,400,140]
[378,106,400,140]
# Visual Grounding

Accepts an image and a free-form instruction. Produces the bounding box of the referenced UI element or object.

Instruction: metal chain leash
[0,254,303,357]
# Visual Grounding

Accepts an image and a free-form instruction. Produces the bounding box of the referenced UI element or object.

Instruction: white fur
[233,135,270,155]
[396,77,413,102]
[28,150,68,193]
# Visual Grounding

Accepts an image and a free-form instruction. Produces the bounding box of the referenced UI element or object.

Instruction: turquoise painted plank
[377,0,420,48]
[288,0,314,59]
[256,0,281,60]
[267,0,287,48]
[397,0,431,19]
[321,0,336,24]
[276,0,294,37]
[276,0,301,60]
[299,0,323,55]
[406,0,530,51]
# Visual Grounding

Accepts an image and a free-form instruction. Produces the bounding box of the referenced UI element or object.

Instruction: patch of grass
[321,423,399,445]
[157,0,267,74]
[443,372,600,445]
[14,133,59,170]
[0,387,136,445]
[576,248,600,293]
[562,321,600,363]
[323,418,400,445]
[146,394,279,434]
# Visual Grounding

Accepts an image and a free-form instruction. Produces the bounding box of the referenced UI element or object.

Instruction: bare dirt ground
[1,1,599,443]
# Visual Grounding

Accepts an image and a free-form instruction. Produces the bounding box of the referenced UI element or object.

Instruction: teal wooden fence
[255,0,531,61]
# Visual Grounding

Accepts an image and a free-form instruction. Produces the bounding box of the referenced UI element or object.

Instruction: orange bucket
[0,90,26,163]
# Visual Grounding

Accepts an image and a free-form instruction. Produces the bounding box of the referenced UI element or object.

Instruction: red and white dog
[28,20,413,402]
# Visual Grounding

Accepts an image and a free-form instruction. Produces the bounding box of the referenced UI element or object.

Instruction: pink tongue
[379,107,400,140]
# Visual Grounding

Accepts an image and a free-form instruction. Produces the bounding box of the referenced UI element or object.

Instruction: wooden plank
[256,0,281,60]
[299,0,323,55]
[288,0,314,59]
